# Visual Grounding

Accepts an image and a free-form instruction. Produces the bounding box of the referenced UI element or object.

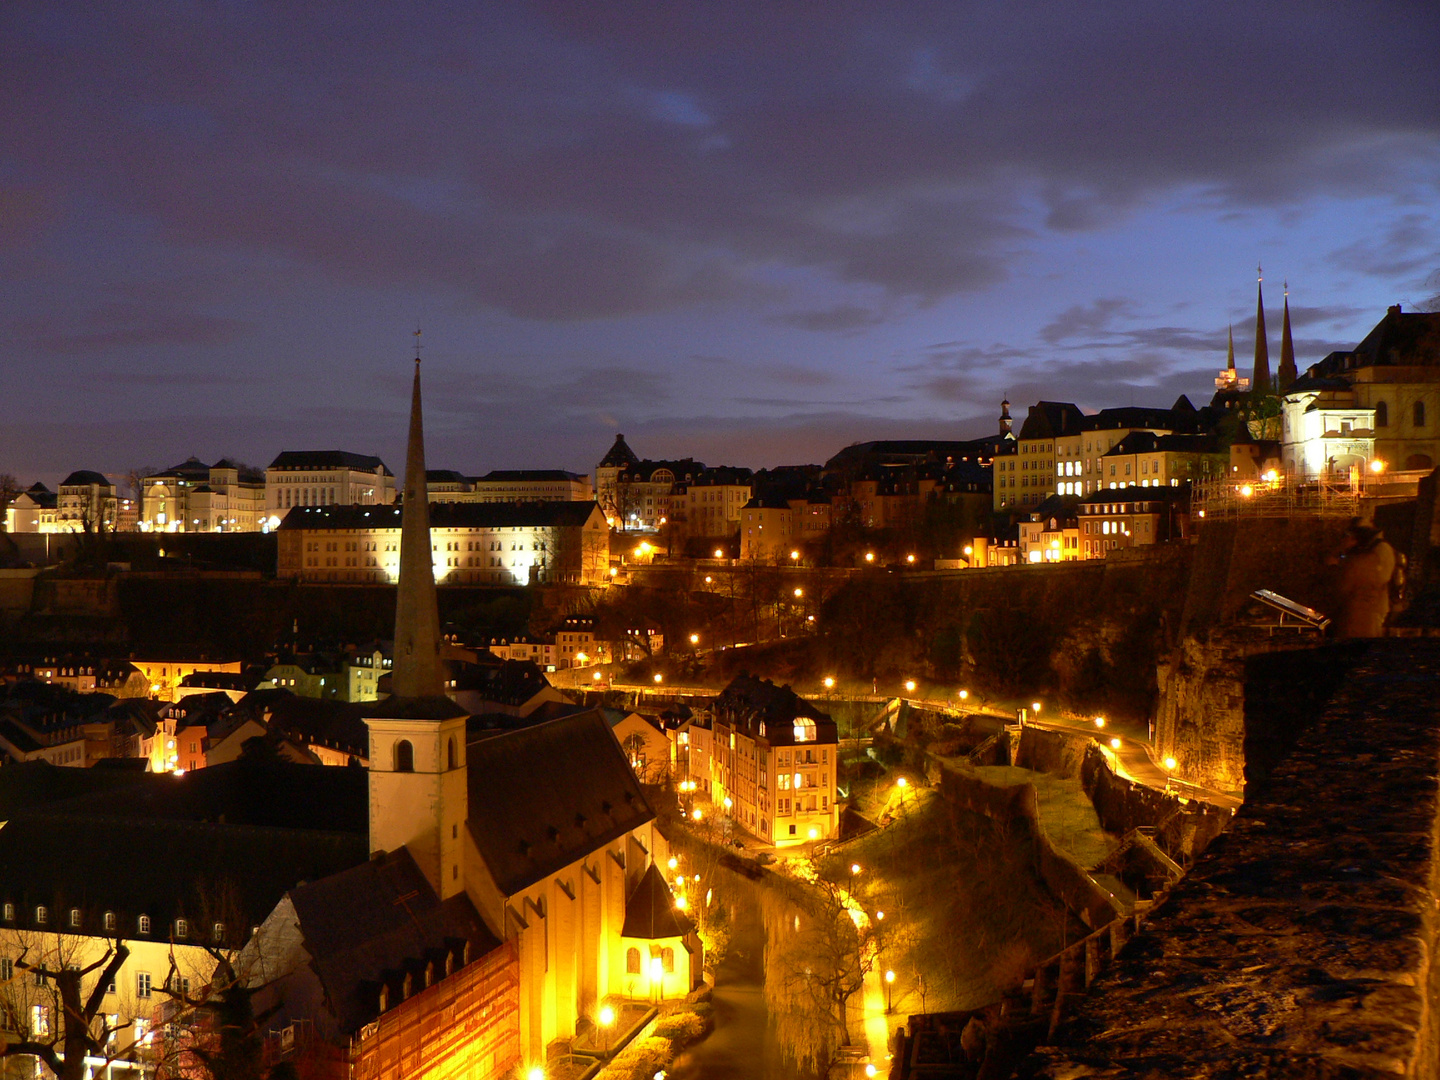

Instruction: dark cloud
[767,304,888,332]
[1041,299,1133,344]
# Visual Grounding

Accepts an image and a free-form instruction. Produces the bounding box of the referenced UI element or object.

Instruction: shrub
[654,1010,707,1043]
[606,1035,673,1080]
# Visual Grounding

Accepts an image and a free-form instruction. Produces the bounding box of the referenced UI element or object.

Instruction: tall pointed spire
[391,347,446,700]
[1226,324,1236,372]
[1252,265,1271,394]
[1277,281,1297,391]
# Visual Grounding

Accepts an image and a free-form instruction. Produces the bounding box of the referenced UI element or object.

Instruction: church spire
[391,349,446,700]
[1252,265,1271,394]
[1226,324,1235,372]
[1277,281,1297,391]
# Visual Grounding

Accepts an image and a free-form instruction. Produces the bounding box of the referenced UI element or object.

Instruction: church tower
[363,341,469,900]
[1252,266,1271,395]
[1277,282,1298,391]
[999,398,1013,438]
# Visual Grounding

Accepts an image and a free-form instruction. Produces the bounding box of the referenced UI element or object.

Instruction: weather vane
[413,326,423,363]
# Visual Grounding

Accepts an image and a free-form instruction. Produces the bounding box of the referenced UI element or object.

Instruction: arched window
[661,947,675,973]
[1375,400,1388,427]
[626,947,641,974]
[35,906,47,926]
[69,908,80,928]
[104,912,116,932]
[1415,400,1427,428]
[394,740,414,773]
[447,738,457,771]
[138,914,151,934]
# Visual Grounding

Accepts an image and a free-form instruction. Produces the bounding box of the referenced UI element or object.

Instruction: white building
[265,450,395,516]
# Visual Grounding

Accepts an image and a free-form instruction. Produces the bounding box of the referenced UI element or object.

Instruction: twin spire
[1245,266,1296,394]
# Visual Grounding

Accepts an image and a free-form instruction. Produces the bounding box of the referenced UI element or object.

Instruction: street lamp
[904,679,916,693]
[864,551,875,563]
[790,550,800,561]
[598,1004,615,1052]
[1110,737,1122,750]
[851,863,861,875]
[1032,701,1042,714]
[958,689,968,700]
[1094,716,1105,728]
[650,956,665,1001]
[1163,756,1177,771]
[529,1069,544,1080]
[884,969,895,1013]
[906,553,915,564]
[793,587,803,598]
[653,674,663,684]
[824,676,835,689]
[714,548,725,559]
[689,633,699,645]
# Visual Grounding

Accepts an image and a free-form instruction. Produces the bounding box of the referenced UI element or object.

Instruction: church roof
[465,710,654,897]
[621,861,693,940]
[287,848,500,1034]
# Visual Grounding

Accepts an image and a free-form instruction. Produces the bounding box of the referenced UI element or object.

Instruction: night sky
[4,4,1439,487]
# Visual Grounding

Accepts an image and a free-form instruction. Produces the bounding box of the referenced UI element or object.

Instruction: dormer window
[35,906,47,926]
[213,922,225,942]
[69,908,81,928]
[138,914,151,934]
[174,918,188,938]
[104,912,117,932]
[793,719,816,743]
[3,903,13,921]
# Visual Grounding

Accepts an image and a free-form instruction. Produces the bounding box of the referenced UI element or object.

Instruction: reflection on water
[668,896,813,1080]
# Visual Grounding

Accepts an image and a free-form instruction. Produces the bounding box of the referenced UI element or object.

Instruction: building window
[175,918,188,938]
[136,972,152,999]
[138,914,151,934]
[661,947,675,973]
[2,904,12,922]
[1376,400,1388,427]
[34,906,46,926]
[627,947,641,974]
[102,911,116,932]
[394,740,414,773]
[1416,401,1427,428]
[69,908,80,928]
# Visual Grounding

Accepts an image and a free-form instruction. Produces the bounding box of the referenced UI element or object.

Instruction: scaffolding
[1191,474,1362,521]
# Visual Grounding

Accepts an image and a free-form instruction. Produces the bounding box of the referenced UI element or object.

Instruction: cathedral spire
[1226,324,1235,372]
[1277,281,1297,391]
[391,352,446,699]
[1252,265,1271,394]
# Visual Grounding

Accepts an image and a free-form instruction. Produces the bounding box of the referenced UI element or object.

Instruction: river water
[668,899,812,1080]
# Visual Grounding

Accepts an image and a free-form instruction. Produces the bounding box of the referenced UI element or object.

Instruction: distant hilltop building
[425,468,593,504]
[140,458,266,533]
[594,433,703,532]
[265,450,395,515]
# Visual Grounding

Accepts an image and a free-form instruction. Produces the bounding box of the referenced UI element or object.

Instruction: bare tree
[0,931,131,1080]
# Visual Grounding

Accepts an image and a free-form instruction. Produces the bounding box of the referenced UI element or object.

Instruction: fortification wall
[1020,639,1440,1079]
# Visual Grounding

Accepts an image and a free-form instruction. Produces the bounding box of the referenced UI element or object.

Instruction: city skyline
[4,4,1438,485]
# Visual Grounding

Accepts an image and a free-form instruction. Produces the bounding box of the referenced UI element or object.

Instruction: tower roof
[389,360,449,706]
[1253,271,1271,394]
[1277,286,1297,390]
[598,433,641,470]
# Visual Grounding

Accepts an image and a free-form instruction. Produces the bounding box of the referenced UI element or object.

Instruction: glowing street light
[722,796,733,811]
[1163,756,1178,771]
[592,671,603,681]
[864,551,875,563]
[1032,701,1042,714]
[866,1066,878,1079]
[692,809,703,821]
[1094,716,1106,728]
[598,1004,615,1052]
[714,548,725,559]
[689,633,699,645]
[790,550,800,560]
[704,574,713,584]
[1110,737,1122,750]
[1370,458,1387,474]
[851,863,862,875]
[793,587,803,599]
[668,856,678,869]
[896,777,908,789]
[884,969,896,1012]
[674,895,688,910]
[904,679,916,692]
[875,910,884,921]
[824,676,835,689]
[906,553,915,564]
[529,1069,544,1080]
[653,673,663,684]
[808,827,818,839]
[958,689,968,700]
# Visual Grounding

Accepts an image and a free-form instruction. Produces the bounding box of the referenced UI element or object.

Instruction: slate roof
[621,862,692,940]
[711,676,836,745]
[268,450,392,475]
[1018,402,1087,441]
[278,501,602,531]
[465,711,654,897]
[287,849,500,1034]
[425,469,471,485]
[0,812,367,942]
[476,469,587,483]
[598,434,641,470]
[59,470,111,488]
[155,457,212,480]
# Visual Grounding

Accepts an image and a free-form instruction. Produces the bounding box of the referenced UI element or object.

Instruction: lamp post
[650,956,665,1003]
[884,969,895,1013]
[598,1004,615,1054]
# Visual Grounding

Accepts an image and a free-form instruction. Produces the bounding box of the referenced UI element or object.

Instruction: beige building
[1098,433,1226,490]
[141,458,266,533]
[276,501,610,586]
[56,471,119,531]
[738,497,795,561]
[129,656,243,705]
[1077,485,1190,560]
[707,675,839,847]
[5,483,58,532]
[594,434,702,532]
[674,468,753,539]
[266,450,395,516]
[1282,307,1440,477]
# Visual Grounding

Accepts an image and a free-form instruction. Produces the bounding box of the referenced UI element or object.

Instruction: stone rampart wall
[1020,639,1440,1079]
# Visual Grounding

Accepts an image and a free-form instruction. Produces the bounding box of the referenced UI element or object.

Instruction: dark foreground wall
[1019,639,1440,1079]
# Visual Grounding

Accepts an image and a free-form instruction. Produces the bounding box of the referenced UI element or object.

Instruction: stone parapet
[1019,639,1440,1079]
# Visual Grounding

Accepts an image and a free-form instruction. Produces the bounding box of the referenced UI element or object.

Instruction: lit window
[138,914,151,934]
